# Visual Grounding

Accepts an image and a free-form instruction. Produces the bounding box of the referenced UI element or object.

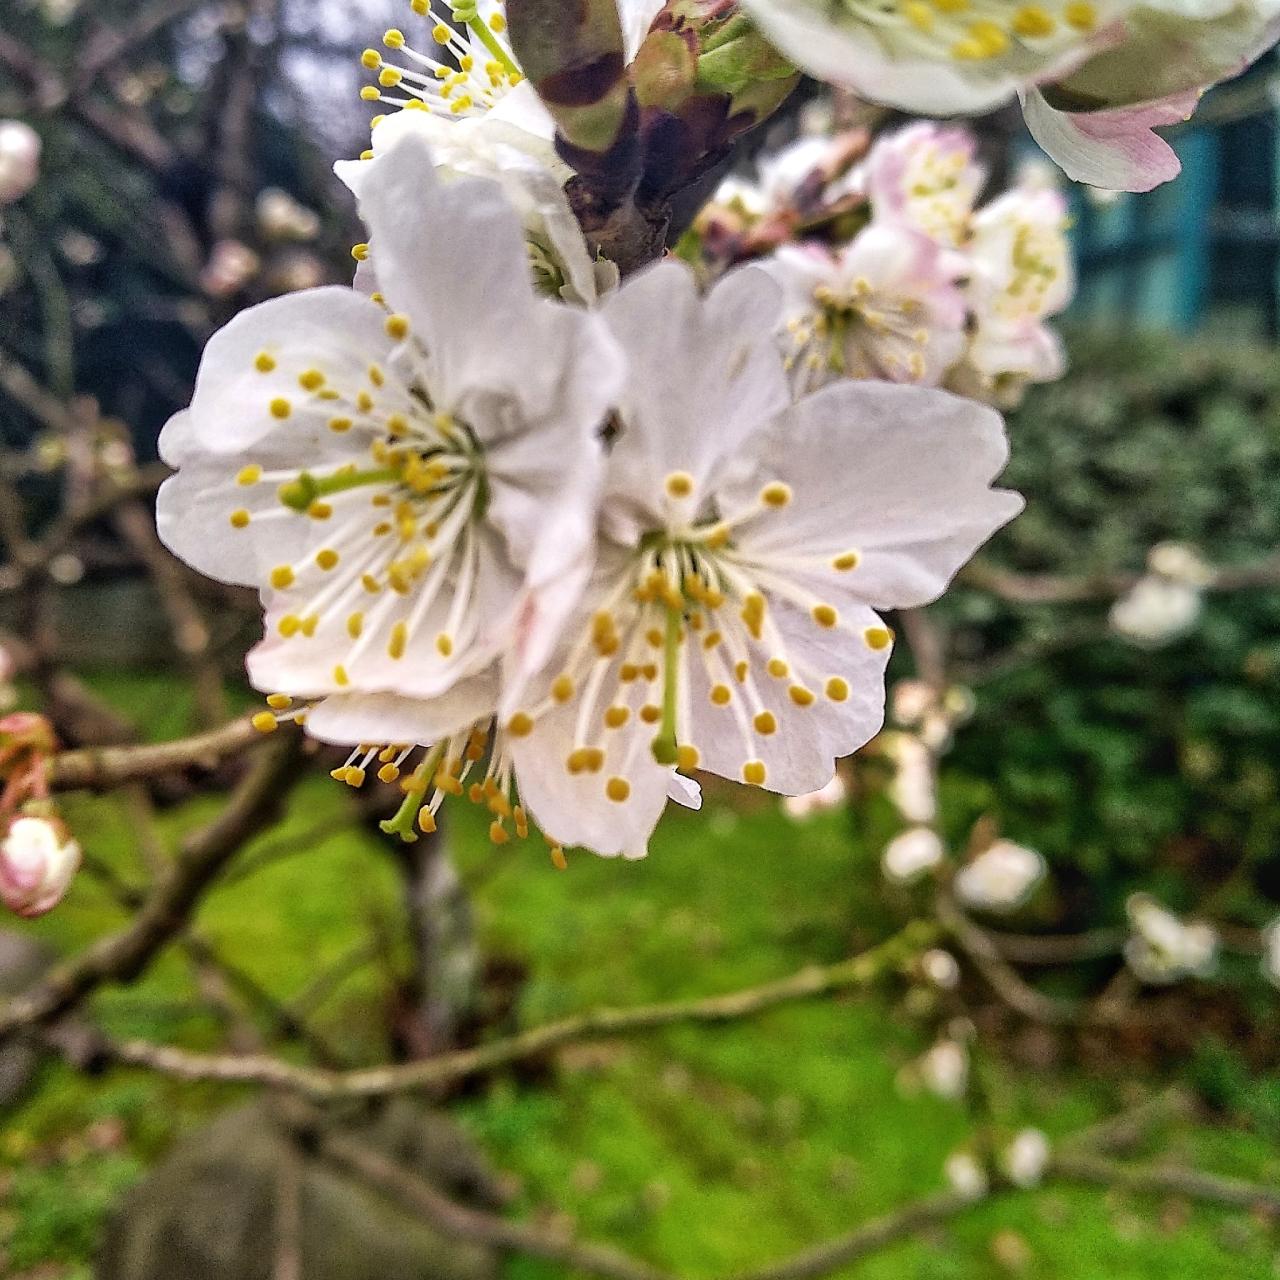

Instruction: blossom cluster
[698,122,1074,408]
[157,113,1022,862]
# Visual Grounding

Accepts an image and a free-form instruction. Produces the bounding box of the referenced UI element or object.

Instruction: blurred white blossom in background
[1124,894,1218,985]
[882,826,944,885]
[1001,1128,1050,1189]
[954,840,1046,914]
[783,773,848,820]
[0,120,41,205]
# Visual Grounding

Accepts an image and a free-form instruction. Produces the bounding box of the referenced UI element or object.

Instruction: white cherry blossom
[158,127,622,843]
[738,0,1280,191]
[1002,1129,1051,1188]
[505,260,1022,858]
[0,121,41,205]
[883,826,945,884]
[770,224,967,393]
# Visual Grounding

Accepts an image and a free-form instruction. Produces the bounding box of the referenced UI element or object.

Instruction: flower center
[360,0,523,121]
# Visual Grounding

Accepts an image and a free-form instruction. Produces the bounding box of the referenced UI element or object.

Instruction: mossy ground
[1,674,1276,1278]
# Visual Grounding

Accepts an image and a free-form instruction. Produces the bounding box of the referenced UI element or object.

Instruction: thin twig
[61,924,938,1100]
[1052,1151,1280,1214]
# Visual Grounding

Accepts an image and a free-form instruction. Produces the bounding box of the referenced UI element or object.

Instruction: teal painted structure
[1061,58,1280,336]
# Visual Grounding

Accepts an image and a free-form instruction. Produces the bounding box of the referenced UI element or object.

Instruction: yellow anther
[378,763,401,784]
[300,615,318,637]
[743,760,767,787]
[968,19,1010,55]
[767,658,789,679]
[735,661,749,683]
[434,771,463,796]
[418,807,438,834]
[552,674,575,703]
[388,621,408,659]
[278,615,302,638]
[266,694,293,710]
[865,626,894,651]
[704,523,731,550]
[378,66,404,87]
[754,711,778,736]
[489,11,506,31]
[329,417,352,433]
[1064,0,1096,27]
[352,243,371,262]
[583,748,605,773]
[550,845,568,870]
[229,509,251,529]
[761,482,792,509]
[812,604,839,629]
[346,767,367,788]
[710,684,732,706]
[361,48,382,68]
[665,471,695,499]
[362,573,382,594]
[383,28,406,47]
[308,501,333,521]
[316,549,339,571]
[606,776,631,803]
[826,677,850,703]
[489,821,511,846]
[270,565,295,590]
[254,352,277,374]
[703,631,723,651]
[790,685,816,707]
[237,465,263,486]
[645,628,664,649]
[385,313,411,340]
[299,369,325,391]
[640,704,662,724]
[334,664,351,687]
[676,745,700,772]
[269,398,292,420]
[360,86,382,101]
[904,1,935,29]
[604,706,630,730]
[832,551,860,572]
[252,711,279,734]
[469,782,486,805]
[507,712,535,738]
[433,21,451,41]
[436,633,454,657]
[1013,4,1055,35]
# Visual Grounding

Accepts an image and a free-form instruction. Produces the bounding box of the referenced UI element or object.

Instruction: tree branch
[0,734,303,1038]
[58,924,938,1099]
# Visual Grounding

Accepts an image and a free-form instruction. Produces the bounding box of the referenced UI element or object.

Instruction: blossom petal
[174,286,399,456]
[601,261,789,541]
[304,676,498,747]
[727,382,1023,609]
[683,594,890,796]
[1021,87,1196,192]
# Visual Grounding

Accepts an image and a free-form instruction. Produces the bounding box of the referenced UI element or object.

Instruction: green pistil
[279,467,396,512]
[650,603,682,766]
[379,746,443,843]
[452,2,520,77]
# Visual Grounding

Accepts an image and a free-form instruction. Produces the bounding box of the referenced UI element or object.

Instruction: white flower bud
[1001,1128,1050,1188]
[200,240,261,298]
[921,948,961,990]
[954,840,1046,914]
[0,816,80,918]
[255,188,321,242]
[885,733,937,824]
[783,773,847,820]
[1110,576,1202,648]
[1124,894,1218,985]
[919,1039,968,1100]
[944,1151,988,1200]
[0,121,41,204]
[1147,542,1212,588]
[882,826,945,886]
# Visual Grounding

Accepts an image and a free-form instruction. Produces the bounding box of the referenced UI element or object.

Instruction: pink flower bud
[0,816,80,918]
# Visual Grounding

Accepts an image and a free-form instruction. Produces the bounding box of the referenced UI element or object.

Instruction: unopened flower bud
[954,840,1046,914]
[0,121,41,204]
[944,1150,988,1200]
[0,816,80,918]
[882,826,944,885]
[1001,1128,1050,1188]
[918,1039,968,1100]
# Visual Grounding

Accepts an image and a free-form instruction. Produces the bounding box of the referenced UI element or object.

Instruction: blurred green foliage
[942,327,1280,926]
